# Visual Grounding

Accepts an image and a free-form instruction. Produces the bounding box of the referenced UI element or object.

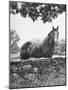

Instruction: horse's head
[48,26,59,42]
[52,26,59,43]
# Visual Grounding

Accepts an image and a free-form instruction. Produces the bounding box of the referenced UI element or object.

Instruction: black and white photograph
[9,1,66,89]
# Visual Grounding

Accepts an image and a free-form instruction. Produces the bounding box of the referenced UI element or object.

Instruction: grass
[9,56,66,89]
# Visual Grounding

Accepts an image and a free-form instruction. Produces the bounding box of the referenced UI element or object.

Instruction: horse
[20,26,59,60]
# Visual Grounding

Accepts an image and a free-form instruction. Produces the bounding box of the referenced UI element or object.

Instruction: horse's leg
[20,50,26,59]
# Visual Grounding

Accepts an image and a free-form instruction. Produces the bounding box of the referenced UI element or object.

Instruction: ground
[9,56,66,89]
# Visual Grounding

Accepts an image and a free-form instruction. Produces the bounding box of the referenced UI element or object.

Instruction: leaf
[10,1,66,23]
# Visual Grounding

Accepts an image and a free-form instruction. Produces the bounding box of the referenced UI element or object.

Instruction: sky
[10,12,65,47]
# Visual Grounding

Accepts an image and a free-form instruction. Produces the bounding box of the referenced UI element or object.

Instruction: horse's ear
[57,26,59,30]
[52,26,54,30]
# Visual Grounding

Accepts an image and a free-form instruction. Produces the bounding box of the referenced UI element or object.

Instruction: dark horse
[20,26,59,60]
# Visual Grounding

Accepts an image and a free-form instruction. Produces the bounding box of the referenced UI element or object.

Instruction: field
[9,55,66,89]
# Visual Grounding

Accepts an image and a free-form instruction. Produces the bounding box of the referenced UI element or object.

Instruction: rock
[23,65,32,70]
[33,67,38,73]
[11,65,17,72]
[12,73,20,79]
[24,73,36,81]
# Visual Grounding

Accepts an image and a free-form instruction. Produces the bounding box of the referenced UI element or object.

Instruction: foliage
[54,39,66,55]
[9,29,20,54]
[9,1,66,23]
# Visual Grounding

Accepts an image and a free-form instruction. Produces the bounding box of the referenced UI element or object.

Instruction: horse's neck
[41,35,54,48]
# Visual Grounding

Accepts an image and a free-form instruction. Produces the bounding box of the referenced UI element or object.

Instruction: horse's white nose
[55,38,58,42]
